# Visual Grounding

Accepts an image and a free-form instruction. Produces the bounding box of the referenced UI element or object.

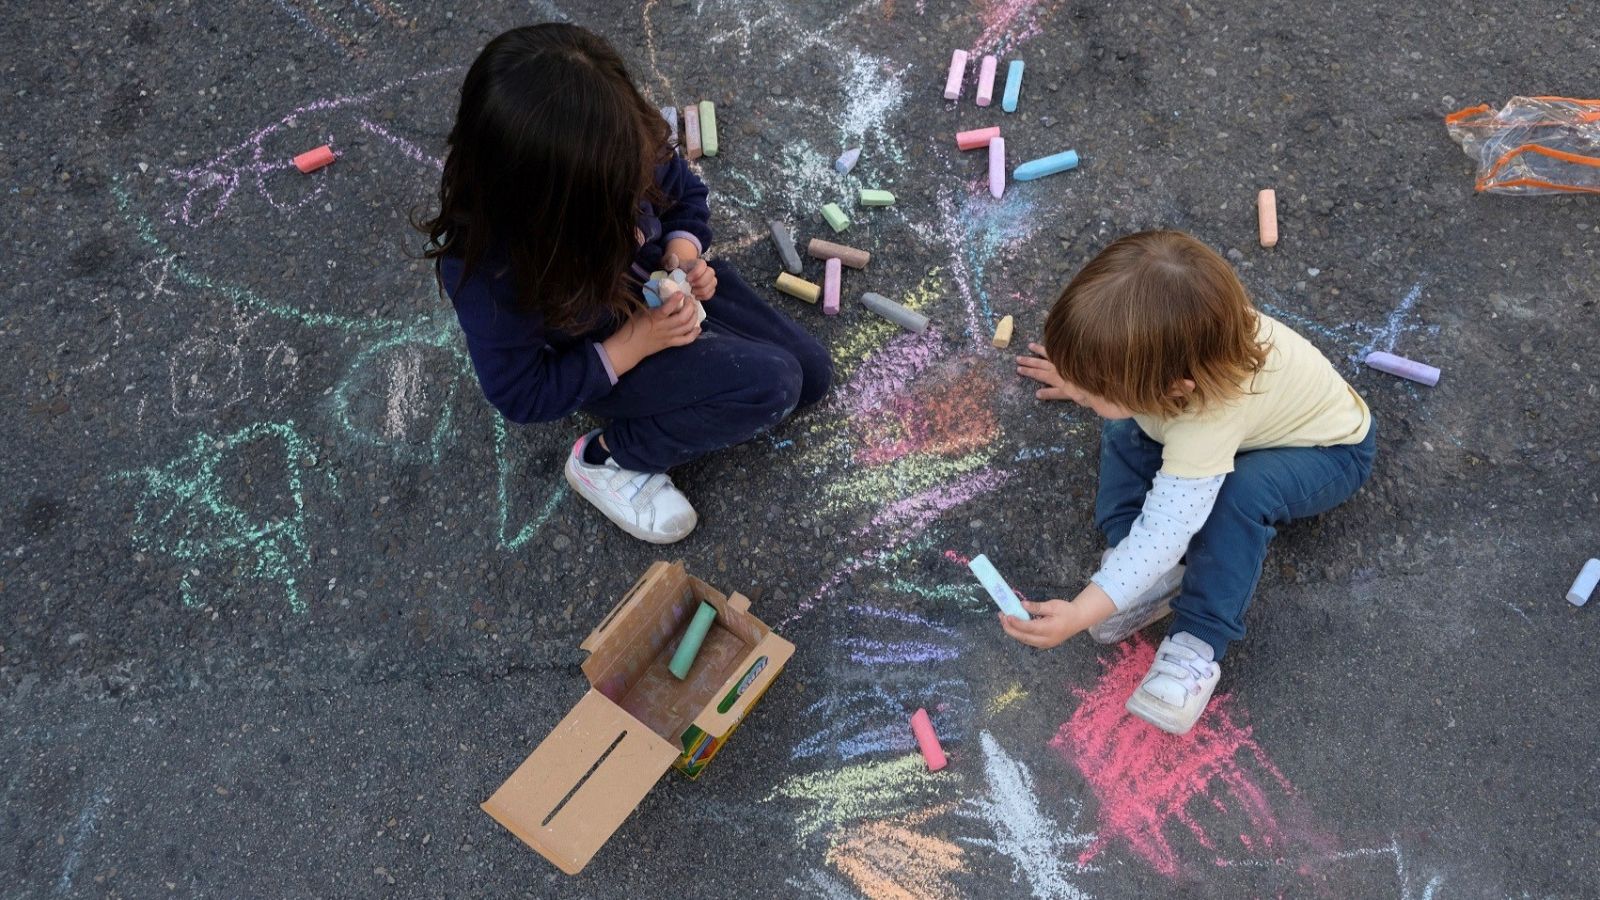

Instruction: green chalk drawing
[495,416,568,551]
[116,421,336,613]
[113,180,408,335]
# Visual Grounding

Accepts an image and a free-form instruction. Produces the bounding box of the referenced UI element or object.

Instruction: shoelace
[1150,643,1217,696]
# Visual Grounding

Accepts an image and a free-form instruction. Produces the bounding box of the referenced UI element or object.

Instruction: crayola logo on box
[719,656,768,714]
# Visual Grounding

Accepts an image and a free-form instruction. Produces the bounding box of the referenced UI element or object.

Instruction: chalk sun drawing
[959,731,1097,900]
[116,421,336,613]
[1050,638,1334,878]
[792,677,972,763]
[825,803,970,900]
[764,753,962,842]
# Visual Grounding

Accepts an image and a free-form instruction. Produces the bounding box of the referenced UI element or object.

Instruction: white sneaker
[1088,554,1183,644]
[563,430,698,544]
[1124,632,1221,735]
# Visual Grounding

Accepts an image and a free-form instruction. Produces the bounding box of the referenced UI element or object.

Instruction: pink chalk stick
[988,137,1006,199]
[1364,350,1440,386]
[943,49,968,100]
[293,145,335,174]
[976,55,997,106]
[682,105,703,161]
[823,257,842,316]
[956,126,1000,151]
[911,708,947,771]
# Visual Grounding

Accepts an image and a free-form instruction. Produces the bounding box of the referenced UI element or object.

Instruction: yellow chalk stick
[776,272,821,303]
[992,315,1014,348]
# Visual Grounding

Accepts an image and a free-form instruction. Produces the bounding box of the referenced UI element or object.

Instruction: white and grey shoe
[563,430,698,544]
[1088,558,1184,644]
[1124,631,1221,735]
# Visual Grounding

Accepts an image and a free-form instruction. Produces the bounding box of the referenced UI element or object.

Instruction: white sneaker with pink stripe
[563,430,697,544]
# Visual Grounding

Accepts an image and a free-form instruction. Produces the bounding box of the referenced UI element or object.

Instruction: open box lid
[481,689,679,875]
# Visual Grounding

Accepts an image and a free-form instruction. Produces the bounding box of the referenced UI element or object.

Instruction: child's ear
[1168,378,1197,398]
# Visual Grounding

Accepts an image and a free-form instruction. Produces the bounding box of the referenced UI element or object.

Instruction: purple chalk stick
[988,136,1006,199]
[1364,351,1440,386]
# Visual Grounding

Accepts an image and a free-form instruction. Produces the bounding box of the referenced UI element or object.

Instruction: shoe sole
[1124,689,1199,735]
[1088,596,1175,644]
[563,462,697,544]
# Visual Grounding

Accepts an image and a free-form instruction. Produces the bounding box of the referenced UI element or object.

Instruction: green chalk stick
[858,189,896,207]
[698,101,718,157]
[821,202,851,233]
[669,601,718,679]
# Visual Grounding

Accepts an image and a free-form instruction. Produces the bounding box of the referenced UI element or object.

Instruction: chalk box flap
[481,690,678,875]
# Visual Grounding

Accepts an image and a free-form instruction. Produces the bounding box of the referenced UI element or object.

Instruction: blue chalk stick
[1013,149,1079,181]
[969,554,1030,621]
[643,285,662,308]
[1002,60,1024,113]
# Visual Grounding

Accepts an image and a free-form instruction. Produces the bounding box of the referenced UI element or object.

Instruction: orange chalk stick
[1257,189,1278,247]
[956,126,1001,151]
[293,145,336,174]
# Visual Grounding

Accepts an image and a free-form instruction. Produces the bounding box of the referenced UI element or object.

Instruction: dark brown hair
[417,24,670,331]
[1042,230,1268,418]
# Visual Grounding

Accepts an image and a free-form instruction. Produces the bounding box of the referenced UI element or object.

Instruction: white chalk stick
[1569,558,1600,607]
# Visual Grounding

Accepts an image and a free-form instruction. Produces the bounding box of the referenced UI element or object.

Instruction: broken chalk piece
[1002,60,1024,113]
[1569,558,1600,607]
[823,257,842,316]
[776,272,821,304]
[910,708,948,772]
[988,137,1006,199]
[1258,189,1279,247]
[1013,149,1079,181]
[991,314,1014,348]
[835,147,861,175]
[293,145,335,174]
[807,238,870,269]
[969,553,1030,620]
[859,189,896,207]
[821,202,851,233]
[956,126,1001,151]
[1364,351,1440,387]
[768,220,803,274]
[660,106,679,149]
[698,100,719,157]
[976,55,997,107]
[860,292,929,333]
[943,49,968,100]
[668,601,718,679]
[683,105,703,160]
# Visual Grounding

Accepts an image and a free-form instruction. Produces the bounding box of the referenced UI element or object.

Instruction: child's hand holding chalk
[997,586,1118,650]
[663,247,718,301]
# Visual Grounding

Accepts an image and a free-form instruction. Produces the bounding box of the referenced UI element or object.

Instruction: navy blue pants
[1095,417,1378,659]
[583,261,832,473]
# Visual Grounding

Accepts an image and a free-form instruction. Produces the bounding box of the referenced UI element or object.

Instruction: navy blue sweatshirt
[441,154,713,424]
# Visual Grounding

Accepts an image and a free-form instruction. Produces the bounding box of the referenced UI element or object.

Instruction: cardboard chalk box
[482,561,795,874]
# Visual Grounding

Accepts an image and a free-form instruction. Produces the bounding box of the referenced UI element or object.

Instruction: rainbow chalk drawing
[1002,59,1024,112]
[792,678,971,763]
[825,804,969,900]
[968,554,1030,619]
[958,732,1096,899]
[1051,639,1336,878]
[764,754,961,841]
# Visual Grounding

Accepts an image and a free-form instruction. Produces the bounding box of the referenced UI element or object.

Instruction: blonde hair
[1042,230,1267,418]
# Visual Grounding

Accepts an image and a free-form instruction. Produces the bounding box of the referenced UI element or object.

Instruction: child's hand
[600,288,701,377]
[1016,342,1074,401]
[663,250,718,302]
[998,599,1079,648]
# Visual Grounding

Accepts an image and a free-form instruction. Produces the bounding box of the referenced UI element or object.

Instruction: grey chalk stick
[768,220,802,274]
[860,292,929,333]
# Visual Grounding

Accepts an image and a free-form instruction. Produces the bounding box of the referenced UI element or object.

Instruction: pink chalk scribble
[1050,639,1334,879]
[973,0,1066,55]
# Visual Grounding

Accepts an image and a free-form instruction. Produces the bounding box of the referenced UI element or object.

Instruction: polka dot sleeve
[1090,472,1224,610]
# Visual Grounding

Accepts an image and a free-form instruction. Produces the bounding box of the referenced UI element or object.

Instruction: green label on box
[718,656,768,714]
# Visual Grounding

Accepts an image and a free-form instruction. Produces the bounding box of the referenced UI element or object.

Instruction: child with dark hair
[1010,231,1375,734]
[421,24,831,543]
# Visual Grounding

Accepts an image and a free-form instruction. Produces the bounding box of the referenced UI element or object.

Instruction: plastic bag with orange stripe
[1446,97,1600,194]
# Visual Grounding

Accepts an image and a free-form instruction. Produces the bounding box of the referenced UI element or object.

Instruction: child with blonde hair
[1011,230,1375,734]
